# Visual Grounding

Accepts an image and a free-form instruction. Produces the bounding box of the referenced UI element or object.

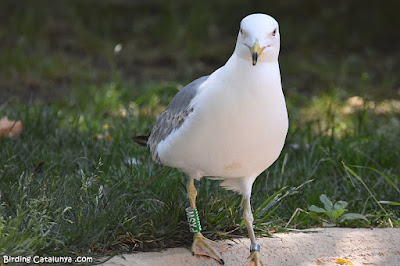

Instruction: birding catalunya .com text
[2,255,93,264]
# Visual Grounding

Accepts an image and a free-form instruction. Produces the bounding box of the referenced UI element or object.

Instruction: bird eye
[272,28,277,36]
[240,28,243,35]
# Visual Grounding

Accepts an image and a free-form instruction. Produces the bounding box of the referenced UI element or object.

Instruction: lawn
[1,0,399,262]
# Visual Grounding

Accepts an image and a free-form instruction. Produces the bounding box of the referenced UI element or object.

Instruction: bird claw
[244,250,264,266]
[191,232,226,265]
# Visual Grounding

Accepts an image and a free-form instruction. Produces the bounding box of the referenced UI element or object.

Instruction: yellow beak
[250,39,265,66]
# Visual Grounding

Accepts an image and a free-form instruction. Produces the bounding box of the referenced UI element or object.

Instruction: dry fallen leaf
[0,116,23,138]
[335,258,354,265]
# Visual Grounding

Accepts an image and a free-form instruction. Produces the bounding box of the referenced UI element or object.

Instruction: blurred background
[1,0,399,104]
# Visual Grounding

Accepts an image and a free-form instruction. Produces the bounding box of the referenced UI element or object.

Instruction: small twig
[388,217,393,228]
[285,208,307,227]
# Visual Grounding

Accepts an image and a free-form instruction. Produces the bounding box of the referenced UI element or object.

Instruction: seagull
[133,13,288,265]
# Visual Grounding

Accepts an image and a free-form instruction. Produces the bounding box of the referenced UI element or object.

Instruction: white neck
[222,54,281,91]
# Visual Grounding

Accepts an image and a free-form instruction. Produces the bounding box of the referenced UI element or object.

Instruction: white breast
[157,55,288,179]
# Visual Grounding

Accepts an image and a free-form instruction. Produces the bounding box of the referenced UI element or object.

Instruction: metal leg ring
[250,243,260,252]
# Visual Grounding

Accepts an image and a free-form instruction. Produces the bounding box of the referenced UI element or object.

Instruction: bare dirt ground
[103,228,400,266]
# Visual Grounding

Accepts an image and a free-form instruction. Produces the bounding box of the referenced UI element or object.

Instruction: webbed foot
[191,232,226,265]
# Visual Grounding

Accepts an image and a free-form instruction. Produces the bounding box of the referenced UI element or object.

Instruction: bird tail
[132,135,149,147]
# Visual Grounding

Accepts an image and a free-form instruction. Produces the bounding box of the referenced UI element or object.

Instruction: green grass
[1,0,400,262]
[1,84,400,259]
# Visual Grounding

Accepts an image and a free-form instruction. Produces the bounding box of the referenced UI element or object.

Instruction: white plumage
[139,13,288,265]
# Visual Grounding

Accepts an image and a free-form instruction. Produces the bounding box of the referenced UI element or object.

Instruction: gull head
[234,13,280,65]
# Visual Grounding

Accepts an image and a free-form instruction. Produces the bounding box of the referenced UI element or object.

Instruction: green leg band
[186,207,202,233]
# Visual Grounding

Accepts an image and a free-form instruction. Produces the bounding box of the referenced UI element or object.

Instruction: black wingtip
[132,135,149,146]
[220,258,225,265]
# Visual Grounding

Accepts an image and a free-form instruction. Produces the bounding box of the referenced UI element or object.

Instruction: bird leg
[186,178,225,265]
[243,196,264,266]
[188,178,198,209]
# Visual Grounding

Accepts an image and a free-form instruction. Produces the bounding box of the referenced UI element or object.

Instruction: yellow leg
[243,196,264,266]
[187,178,225,265]
[188,178,197,209]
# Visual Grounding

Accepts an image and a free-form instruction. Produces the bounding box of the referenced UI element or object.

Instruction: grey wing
[148,75,209,163]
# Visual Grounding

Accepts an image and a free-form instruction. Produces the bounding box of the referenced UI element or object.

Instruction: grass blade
[378,201,400,206]
[342,161,390,216]
[367,167,400,194]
